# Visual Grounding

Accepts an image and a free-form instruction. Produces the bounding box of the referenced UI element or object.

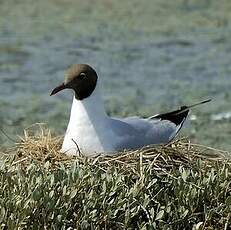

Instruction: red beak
[50,82,67,96]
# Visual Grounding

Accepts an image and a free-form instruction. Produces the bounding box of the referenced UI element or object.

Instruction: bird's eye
[79,72,86,79]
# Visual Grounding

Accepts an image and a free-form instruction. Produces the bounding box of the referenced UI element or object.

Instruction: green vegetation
[0,126,230,229]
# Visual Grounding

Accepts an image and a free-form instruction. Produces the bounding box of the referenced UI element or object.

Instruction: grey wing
[110,100,210,151]
[122,116,183,143]
[110,115,185,151]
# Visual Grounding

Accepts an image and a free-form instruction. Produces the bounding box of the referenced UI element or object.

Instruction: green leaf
[181,169,187,182]
[0,207,5,222]
[102,181,107,193]
[181,209,189,218]
[150,208,155,218]
[50,174,55,187]
[155,210,164,221]
[225,196,231,206]
[62,185,67,196]
[70,188,78,199]
[147,179,157,189]
[49,190,54,198]
[57,215,62,222]
[32,188,41,201]
[192,222,203,230]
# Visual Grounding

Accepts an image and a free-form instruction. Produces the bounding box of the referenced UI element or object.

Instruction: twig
[12,157,29,166]
[71,138,82,156]
[133,198,152,226]
[140,151,144,181]
[224,213,230,230]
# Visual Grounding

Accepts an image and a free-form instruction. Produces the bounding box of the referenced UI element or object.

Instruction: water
[0,0,230,150]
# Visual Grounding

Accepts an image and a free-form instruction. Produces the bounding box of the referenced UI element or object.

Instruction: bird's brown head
[50,64,98,100]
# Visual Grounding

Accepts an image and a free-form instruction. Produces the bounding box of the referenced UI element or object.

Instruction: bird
[50,64,211,156]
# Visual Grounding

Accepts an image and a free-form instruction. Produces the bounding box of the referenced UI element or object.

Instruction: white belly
[61,118,116,156]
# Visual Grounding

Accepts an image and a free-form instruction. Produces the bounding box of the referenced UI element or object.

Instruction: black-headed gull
[50,64,210,156]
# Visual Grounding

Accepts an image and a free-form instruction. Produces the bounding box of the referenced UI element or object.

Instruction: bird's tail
[149,99,211,120]
[178,99,211,114]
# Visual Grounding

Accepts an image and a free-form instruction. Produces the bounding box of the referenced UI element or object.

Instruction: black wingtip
[153,109,189,126]
[200,98,212,104]
[187,98,212,109]
[150,98,211,126]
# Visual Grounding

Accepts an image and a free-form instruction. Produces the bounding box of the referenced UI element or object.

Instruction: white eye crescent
[79,72,86,79]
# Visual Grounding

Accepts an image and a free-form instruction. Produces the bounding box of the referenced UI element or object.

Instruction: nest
[1,124,228,175]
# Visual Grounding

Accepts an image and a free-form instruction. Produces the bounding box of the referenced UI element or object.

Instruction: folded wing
[111,99,211,151]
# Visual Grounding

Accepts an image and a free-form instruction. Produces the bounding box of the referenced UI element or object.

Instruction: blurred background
[0,0,230,150]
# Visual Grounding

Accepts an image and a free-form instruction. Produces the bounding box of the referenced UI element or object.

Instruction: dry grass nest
[1,124,230,174]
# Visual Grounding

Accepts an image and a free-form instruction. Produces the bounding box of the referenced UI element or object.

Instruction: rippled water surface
[0,0,230,150]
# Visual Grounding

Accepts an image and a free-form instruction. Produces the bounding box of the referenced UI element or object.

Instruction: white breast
[61,86,116,156]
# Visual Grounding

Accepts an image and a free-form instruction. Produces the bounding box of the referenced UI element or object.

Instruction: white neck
[69,83,108,125]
